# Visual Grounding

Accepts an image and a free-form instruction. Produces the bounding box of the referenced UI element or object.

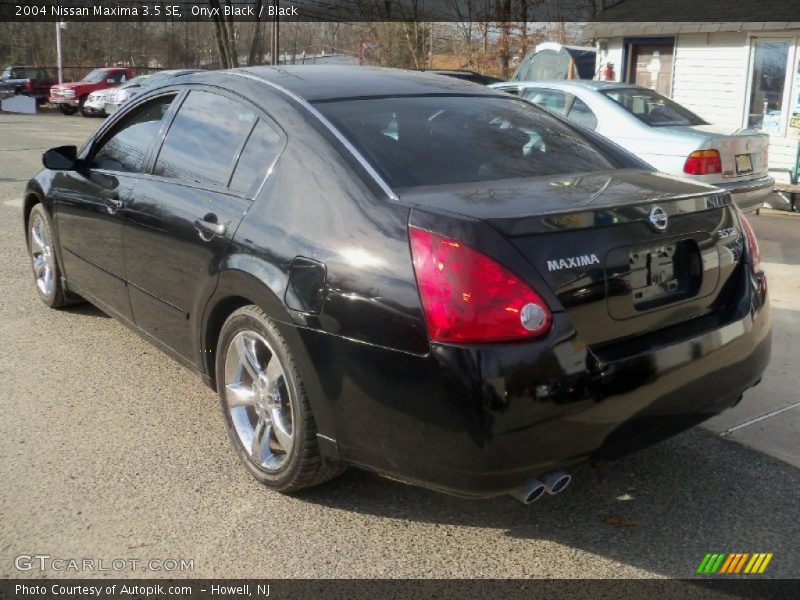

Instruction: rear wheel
[58,103,77,115]
[216,305,342,492]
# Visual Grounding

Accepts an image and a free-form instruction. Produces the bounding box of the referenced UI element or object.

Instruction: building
[587,20,800,184]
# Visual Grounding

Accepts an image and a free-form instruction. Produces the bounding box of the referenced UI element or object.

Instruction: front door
[54,93,177,320]
[625,40,675,97]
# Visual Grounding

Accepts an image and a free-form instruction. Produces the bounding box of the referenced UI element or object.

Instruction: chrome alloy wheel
[223,330,295,471]
[30,215,55,297]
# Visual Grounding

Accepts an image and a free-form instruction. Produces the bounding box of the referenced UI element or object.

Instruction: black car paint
[25,66,771,498]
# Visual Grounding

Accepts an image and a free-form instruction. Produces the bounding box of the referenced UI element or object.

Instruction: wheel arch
[200,264,340,452]
[199,260,295,389]
[22,186,45,239]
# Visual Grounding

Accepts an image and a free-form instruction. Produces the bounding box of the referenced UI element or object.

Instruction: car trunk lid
[400,169,746,346]
[669,124,770,183]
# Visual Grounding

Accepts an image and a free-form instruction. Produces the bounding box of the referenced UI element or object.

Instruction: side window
[230,119,284,196]
[567,97,598,130]
[523,89,569,115]
[109,71,125,84]
[91,94,176,173]
[154,90,257,188]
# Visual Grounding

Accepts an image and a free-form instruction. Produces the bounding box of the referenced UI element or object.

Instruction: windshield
[315,95,616,188]
[142,72,173,88]
[601,87,707,127]
[82,69,108,83]
[121,75,149,89]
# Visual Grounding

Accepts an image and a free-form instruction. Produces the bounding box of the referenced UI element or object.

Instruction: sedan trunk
[401,169,747,346]
[671,124,769,184]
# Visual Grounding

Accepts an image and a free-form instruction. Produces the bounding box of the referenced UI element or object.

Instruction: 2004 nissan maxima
[24,67,771,504]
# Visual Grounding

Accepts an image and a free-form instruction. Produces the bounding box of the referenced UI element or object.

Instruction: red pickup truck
[49,67,133,115]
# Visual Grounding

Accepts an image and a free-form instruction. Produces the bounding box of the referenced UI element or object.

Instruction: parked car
[81,88,115,117]
[24,67,770,503]
[48,67,133,115]
[491,80,774,213]
[0,66,58,104]
[428,70,505,86]
[104,70,199,115]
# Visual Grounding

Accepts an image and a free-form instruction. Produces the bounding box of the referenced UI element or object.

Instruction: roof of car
[496,79,643,91]
[228,65,502,102]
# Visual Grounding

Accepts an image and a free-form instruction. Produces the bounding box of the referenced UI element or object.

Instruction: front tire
[58,104,77,115]
[216,305,342,492]
[27,204,70,308]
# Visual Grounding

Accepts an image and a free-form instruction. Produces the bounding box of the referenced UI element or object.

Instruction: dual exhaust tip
[511,471,571,505]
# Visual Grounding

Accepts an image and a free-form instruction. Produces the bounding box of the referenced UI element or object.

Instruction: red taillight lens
[409,227,552,343]
[683,149,722,175]
[739,214,761,272]
[25,80,33,91]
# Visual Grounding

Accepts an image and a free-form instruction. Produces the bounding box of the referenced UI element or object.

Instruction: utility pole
[270,2,280,65]
[55,21,64,84]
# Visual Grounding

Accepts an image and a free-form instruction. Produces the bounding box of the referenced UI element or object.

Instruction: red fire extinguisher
[601,62,615,81]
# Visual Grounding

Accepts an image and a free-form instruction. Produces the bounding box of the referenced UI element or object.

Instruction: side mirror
[43,146,79,171]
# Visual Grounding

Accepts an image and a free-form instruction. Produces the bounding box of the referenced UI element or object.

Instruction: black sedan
[24,66,771,504]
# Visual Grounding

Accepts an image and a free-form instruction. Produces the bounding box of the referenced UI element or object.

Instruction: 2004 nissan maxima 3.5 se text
[24,67,771,504]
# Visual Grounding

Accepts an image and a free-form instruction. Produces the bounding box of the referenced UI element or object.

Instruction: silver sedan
[491,80,774,213]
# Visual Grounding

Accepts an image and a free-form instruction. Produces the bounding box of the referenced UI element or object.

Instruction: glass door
[746,39,791,134]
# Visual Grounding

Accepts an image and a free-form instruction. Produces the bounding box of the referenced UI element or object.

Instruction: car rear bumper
[716,176,774,213]
[284,264,771,498]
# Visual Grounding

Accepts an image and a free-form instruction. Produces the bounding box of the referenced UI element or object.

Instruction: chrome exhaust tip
[540,471,571,495]
[510,479,546,505]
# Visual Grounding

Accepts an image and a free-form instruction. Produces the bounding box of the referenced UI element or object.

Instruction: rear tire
[216,305,343,492]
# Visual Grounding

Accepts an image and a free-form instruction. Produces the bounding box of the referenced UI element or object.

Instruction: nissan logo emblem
[648,206,668,231]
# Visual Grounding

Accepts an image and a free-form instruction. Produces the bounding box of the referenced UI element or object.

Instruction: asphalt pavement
[0,112,798,579]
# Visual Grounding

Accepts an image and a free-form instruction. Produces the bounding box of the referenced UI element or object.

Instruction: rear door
[123,88,283,364]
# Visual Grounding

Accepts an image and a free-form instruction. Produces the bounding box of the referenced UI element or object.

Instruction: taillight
[739,214,761,272]
[25,80,33,91]
[684,149,722,175]
[409,227,552,343]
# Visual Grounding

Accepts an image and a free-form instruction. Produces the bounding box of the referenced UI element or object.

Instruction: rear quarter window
[229,119,285,197]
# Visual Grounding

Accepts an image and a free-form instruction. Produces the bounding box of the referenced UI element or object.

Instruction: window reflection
[747,41,789,133]
[154,90,257,188]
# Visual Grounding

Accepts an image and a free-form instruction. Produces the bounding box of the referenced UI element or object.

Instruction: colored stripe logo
[697,552,773,574]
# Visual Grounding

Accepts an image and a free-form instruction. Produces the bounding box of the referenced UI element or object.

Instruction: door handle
[194,216,227,241]
[104,195,123,214]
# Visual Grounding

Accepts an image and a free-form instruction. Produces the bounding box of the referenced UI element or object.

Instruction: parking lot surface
[1,112,798,579]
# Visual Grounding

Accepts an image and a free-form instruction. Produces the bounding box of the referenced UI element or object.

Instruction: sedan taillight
[684,149,722,175]
[739,214,761,273]
[409,227,552,343]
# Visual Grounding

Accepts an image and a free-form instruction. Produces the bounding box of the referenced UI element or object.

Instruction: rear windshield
[601,87,707,127]
[315,95,616,188]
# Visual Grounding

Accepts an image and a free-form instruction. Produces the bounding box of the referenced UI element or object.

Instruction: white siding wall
[671,32,749,129]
